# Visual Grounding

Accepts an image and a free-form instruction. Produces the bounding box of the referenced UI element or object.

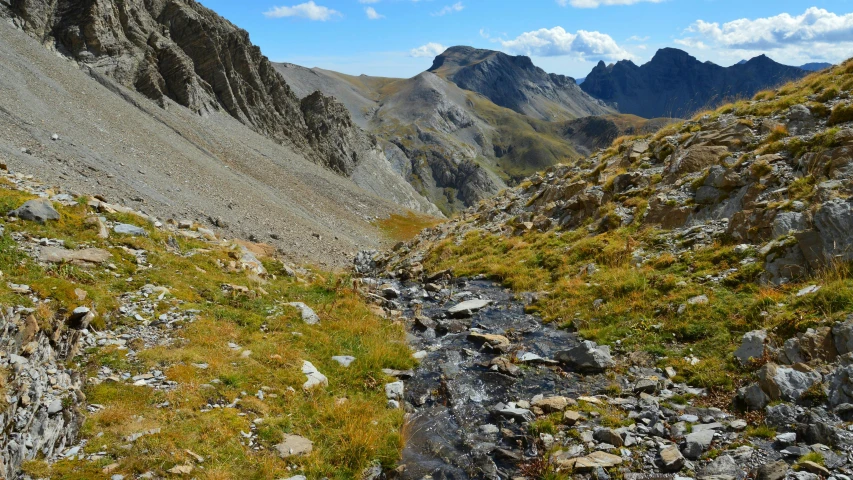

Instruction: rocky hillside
[359,57,853,477]
[0,168,415,478]
[276,61,665,214]
[429,46,614,121]
[2,0,438,218]
[582,48,810,118]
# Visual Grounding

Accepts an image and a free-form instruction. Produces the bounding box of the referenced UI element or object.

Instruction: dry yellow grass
[0,184,415,479]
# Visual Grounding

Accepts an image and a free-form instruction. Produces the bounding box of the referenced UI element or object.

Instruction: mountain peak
[650,47,696,64]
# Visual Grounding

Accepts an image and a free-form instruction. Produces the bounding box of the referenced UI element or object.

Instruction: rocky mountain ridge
[428,46,614,121]
[3,0,439,217]
[581,48,810,119]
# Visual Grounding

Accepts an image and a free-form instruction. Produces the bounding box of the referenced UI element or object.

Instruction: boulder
[734,329,769,365]
[555,341,615,374]
[557,451,622,471]
[531,396,572,413]
[737,383,769,410]
[593,428,623,447]
[659,444,685,472]
[695,186,724,204]
[698,454,739,480]
[8,199,59,222]
[757,363,822,402]
[832,316,853,355]
[828,362,853,407]
[495,406,535,423]
[683,429,715,460]
[798,199,853,268]
[772,211,807,238]
[667,145,729,178]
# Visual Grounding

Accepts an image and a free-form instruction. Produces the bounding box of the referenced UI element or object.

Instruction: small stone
[799,461,829,476]
[166,464,193,475]
[385,381,404,401]
[447,299,491,317]
[796,285,821,297]
[688,294,709,305]
[331,356,355,367]
[563,410,582,425]
[287,302,320,325]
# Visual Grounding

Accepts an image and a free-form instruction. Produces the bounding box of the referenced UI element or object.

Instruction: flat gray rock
[274,434,313,458]
[447,299,491,317]
[331,355,355,367]
[113,223,147,236]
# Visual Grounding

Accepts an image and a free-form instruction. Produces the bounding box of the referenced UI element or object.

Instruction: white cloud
[677,7,853,64]
[264,1,340,20]
[410,42,447,57]
[626,35,649,42]
[500,27,631,61]
[557,0,664,8]
[365,6,384,19]
[432,2,463,16]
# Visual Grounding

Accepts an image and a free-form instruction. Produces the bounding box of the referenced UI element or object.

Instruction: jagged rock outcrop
[581,48,809,118]
[4,0,439,216]
[429,46,614,121]
[0,308,87,478]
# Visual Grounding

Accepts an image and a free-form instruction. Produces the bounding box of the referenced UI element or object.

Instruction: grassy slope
[0,181,414,479]
[422,60,853,392]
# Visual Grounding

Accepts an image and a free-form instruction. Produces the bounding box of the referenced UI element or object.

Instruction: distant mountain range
[580,48,812,118]
[275,49,662,214]
[276,46,820,212]
[736,59,831,71]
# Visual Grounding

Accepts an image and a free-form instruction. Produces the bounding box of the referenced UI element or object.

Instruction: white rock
[287,302,320,325]
[331,356,355,367]
[301,361,328,390]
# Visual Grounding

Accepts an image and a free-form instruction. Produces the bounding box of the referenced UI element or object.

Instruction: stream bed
[378,276,609,479]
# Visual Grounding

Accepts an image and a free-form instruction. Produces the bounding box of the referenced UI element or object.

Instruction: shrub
[828,103,853,126]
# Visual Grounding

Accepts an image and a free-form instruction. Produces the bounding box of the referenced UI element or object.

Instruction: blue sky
[197,0,853,78]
